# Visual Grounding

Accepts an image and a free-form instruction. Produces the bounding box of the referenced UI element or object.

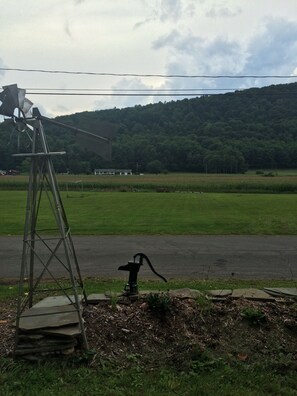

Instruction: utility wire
[26,87,237,91]
[1,67,297,79]
[27,92,217,96]
[26,91,297,97]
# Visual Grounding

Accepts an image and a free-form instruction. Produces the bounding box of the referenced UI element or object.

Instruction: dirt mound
[1,295,296,369]
[84,295,297,368]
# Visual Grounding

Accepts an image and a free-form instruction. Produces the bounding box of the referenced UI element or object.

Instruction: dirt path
[0,235,296,280]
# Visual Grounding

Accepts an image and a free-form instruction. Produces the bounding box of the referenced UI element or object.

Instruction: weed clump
[146,292,172,317]
[196,295,213,316]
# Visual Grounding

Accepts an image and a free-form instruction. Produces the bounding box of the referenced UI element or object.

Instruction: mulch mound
[1,296,297,368]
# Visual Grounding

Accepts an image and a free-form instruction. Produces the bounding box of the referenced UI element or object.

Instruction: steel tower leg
[14,119,89,355]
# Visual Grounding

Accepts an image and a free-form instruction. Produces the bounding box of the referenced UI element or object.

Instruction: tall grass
[1,173,297,193]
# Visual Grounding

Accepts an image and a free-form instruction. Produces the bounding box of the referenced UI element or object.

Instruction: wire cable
[26,87,237,92]
[2,67,297,79]
[26,91,297,97]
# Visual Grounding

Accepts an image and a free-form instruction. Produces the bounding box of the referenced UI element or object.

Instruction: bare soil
[1,296,297,370]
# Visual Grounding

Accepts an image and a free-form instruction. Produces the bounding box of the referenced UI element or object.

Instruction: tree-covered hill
[1,82,297,174]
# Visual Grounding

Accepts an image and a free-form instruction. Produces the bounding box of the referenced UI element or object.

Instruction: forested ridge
[1,82,297,174]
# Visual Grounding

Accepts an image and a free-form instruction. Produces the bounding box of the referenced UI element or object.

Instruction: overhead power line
[26,88,236,92]
[27,91,297,97]
[28,92,216,97]
[1,67,297,79]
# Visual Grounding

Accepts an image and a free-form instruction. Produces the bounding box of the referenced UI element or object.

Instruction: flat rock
[231,288,275,301]
[15,342,75,355]
[17,305,80,331]
[264,288,297,298]
[207,289,232,297]
[33,295,83,309]
[104,291,122,298]
[168,288,203,299]
[139,290,161,296]
[38,324,81,338]
[87,293,111,303]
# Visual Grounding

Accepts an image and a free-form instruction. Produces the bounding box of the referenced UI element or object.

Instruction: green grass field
[1,190,297,235]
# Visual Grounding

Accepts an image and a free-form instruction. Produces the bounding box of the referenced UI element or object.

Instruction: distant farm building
[94,169,132,176]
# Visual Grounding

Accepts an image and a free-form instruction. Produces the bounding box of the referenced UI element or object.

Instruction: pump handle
[133,253,167,283]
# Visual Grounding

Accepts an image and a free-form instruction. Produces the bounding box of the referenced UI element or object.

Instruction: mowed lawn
[1,191,297,235]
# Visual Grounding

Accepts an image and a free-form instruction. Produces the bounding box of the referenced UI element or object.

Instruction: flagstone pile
[14,296,83,359]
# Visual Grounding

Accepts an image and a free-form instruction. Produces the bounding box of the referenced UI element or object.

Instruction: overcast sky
[1,0,297,117]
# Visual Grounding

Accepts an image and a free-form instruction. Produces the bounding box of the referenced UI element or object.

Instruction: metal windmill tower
[0,84,113,355]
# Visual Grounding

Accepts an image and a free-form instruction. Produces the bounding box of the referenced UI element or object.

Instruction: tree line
[1,82,297,174]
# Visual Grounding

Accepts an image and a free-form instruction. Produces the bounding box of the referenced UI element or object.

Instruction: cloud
[151,17,297,94]
[153,29,245,74]
[158,0,184,22]
[245,18,297,75]
[206,5,241,18]
[134,0,196,29]
[94,78,155,110]
[64,19,73,38]
[152,29,191,50]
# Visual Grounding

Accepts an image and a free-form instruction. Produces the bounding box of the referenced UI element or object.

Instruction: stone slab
[206,289,233,297]
[33,295,83,309]
[15,342,75,355]
[231,288,275,301]
[87,293,111,303]
[264,288,297,298]
[168,288,203,299]
[38,325,81,338]
[17,305,80,331]
[104,291,122,298]
[139,290,162,296]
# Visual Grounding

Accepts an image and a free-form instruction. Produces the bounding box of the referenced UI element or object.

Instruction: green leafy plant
[190,348,224,373]
[241,307,266,325]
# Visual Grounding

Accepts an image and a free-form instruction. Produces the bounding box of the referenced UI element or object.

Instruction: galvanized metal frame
[14,115,89,353]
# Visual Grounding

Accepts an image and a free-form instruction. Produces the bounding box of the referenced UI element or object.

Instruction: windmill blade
[0,84,33,117]
[22,98,34,116]
[0,84,19,116]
